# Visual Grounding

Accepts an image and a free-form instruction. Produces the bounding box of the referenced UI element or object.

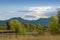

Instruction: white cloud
[0,6,58,20]
[58,6,60,8]
[23,6,56,20]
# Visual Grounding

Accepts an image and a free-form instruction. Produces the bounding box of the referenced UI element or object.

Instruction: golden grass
[0,33,60,40]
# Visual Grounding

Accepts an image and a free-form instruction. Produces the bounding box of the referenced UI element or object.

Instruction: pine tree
[57,10,60,23]
[48,16,59,34]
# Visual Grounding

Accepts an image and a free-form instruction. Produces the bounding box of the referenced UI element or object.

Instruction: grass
[0,33,60,40]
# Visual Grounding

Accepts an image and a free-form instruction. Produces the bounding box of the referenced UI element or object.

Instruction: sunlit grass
[0,33,60,40]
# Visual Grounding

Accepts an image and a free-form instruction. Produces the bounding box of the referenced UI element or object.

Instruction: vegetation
[47,9,60,35]
[47,16,58,34]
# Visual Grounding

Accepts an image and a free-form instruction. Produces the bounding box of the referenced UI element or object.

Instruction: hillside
[0,17,49,26]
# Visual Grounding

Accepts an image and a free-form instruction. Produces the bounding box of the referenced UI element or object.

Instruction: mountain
[9,17,50,26]
[0,20,7,24]
[36,18,49,26]
[0,17,50,26]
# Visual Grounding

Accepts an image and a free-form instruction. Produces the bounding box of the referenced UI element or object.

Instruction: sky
[0,0,60,20]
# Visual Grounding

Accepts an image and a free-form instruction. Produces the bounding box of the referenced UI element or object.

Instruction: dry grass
[0,33,60,40]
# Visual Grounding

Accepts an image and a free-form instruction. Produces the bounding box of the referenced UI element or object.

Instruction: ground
[0,33,60,40]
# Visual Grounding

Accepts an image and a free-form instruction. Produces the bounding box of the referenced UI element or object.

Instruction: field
[0,33,60,40]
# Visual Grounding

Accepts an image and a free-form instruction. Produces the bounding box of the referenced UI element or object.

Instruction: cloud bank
[23,6,57,20]
[0,6,59,20]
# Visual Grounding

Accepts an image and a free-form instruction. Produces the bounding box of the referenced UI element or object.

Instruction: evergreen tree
[57,9,60,23]
[23,23,30,32]
[47,16,59,34]
[35,24,44,34]
[6,21,11,30]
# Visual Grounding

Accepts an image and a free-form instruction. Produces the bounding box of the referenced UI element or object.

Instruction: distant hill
[0,20,7,24]
[0,17,50,26]
[8,17,50,26]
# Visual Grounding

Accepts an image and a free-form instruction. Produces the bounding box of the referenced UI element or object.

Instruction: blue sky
[0,0,60,20]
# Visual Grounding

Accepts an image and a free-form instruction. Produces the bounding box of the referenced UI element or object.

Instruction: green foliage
[22,23,44,35]
[23,23,30,32]
[35,24,44,34]
[47,16,60,34]
[6,21,11,30]
[57,10,60,23]
[7,19,25,34]
[0,24,7,30]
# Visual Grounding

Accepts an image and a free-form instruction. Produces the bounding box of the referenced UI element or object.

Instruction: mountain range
[0,17,50,26]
